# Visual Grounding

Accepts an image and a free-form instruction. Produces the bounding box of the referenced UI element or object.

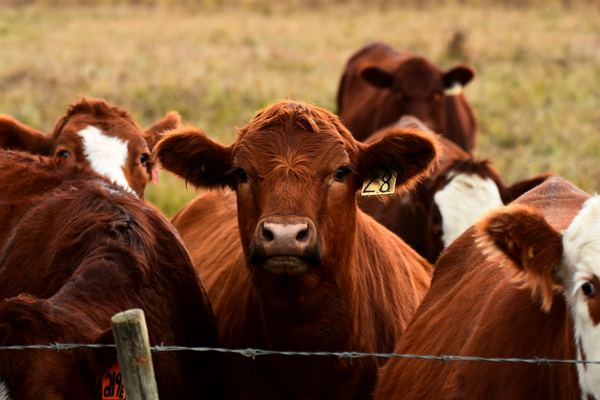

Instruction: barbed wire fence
[0,342,597,366]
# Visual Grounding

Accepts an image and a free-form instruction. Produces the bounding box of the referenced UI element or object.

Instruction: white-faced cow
[337,41,478,152]
[0,97,179,198]
[374,177,598,399]
[0,150,220,399]
[358,116,553,263]
[154,100,439,399]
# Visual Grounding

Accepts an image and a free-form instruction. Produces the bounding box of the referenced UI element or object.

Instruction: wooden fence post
[111,308,159,400]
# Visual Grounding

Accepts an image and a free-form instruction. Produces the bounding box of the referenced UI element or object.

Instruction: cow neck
[254,222,360,352]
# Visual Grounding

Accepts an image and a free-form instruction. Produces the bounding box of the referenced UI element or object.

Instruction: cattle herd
[0,41,597,399]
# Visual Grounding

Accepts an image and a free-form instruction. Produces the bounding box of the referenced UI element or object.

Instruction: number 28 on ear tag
[361,172,397,196]
[103,362,126,399]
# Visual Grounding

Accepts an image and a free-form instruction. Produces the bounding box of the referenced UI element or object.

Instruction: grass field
[1,1,599,217]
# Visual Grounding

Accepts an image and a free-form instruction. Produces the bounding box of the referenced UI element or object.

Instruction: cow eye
[57,150,70,159]
[238,169,248,182]
[582,282,597,296]
[333,169,347,181]
[140,154,150,166]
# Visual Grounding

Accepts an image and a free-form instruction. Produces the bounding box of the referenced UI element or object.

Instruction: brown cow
[337,41,478,152]
[359,116,553,263]
[0,97,179,198]
[374,176,598,399]
[0,150,220,399]
[155,100,439,399]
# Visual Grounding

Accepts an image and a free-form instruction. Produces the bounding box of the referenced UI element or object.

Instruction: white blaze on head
[0,381,11,400]
[434,173,503,247]
[77,126,132,194]
[561,196,600,399]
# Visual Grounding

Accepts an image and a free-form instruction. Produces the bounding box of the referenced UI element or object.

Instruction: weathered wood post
[111,308,159,400]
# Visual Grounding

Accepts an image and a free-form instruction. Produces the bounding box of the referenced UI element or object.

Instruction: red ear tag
[102,362,126,399]
[151,168,160,184]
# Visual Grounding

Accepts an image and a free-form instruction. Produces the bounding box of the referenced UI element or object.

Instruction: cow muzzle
[250,215,322,276]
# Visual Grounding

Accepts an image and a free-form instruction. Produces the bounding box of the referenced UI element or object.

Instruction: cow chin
[262,256,312,277]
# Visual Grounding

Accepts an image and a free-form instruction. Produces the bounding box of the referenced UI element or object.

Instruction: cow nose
[250,215,322,272]
[260,221,311,247]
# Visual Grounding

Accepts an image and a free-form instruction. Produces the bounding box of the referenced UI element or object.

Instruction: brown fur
[0,97,179,198]
[374,177,588,399]
[336,42,478,152]
[156,100,437,399]
[0,150,220,399]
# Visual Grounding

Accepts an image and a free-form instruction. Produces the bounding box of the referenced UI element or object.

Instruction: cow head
[359,58,475,134]
[156,100,439,309]
[476,198,600,399]
[0,295,117,399]
[0,97,180,198]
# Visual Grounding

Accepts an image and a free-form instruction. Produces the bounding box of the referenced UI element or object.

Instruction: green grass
[1,1,599,217]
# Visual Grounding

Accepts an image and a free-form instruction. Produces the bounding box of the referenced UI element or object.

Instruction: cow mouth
[261,256,312,277]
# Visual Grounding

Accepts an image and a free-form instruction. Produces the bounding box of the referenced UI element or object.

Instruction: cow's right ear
[0,115,51,154]
[153,127,233,189]
[475,204,564,312]
[360,66,394,89]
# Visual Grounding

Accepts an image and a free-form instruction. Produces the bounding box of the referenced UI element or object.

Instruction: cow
[358,115,553,263]
[154,100,440,399]
[0,150,221,399]
[374,176,596,399]
[0,97,180,198]
[336,41,478,152]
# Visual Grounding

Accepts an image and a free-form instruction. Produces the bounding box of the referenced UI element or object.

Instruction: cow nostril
[262,225,274,241]
[296,228,308,241]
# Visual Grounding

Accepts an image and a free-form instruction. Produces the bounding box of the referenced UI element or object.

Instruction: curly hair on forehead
[51,97,138,136]
[236,100,351,140]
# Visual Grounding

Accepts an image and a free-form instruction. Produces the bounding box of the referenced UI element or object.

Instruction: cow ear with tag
[355,126,441,198]
[443,65,476,90]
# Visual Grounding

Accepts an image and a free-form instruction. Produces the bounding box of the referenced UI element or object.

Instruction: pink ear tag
[151,168,160,184]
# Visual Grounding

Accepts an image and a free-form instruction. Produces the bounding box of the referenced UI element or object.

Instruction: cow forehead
[396,58,443,97]
[434,173,503,247]
[77,126,133,195]
[561,196,600,398]
[235,128,350,175]
[563,196,600,274]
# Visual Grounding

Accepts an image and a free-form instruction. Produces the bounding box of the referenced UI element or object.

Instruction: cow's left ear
[143,111,181,151]
[355,126,441,195]
[475,204,564,312]
[443,65,476,88]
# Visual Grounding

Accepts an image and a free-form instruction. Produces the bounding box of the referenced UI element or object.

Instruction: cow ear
[443,65,476,88]
[143,111,181,151]
[475,204,564,312]
[81,328,119,380]
[360,66,394,89]
[0,115,51,154]
[500,172,555,204]
[356,126,441,195]
[153,127,233,189]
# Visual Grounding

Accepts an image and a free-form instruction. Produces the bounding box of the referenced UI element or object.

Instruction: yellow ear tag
[103,362,126,399]
[361,172,397,196]
[444,81,463,96]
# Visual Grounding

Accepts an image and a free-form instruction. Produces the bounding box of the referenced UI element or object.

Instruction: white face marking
[434,173,503,247]
[77,126,133,195]
[0,381,10,400]
[561,196,600,399]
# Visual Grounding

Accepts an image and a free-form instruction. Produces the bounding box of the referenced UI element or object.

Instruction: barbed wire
[0,343,597,366]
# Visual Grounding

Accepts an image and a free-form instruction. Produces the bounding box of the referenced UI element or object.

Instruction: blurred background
[1,0,599,217]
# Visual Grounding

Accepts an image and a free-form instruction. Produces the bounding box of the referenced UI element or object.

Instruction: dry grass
[1,1,599,217]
